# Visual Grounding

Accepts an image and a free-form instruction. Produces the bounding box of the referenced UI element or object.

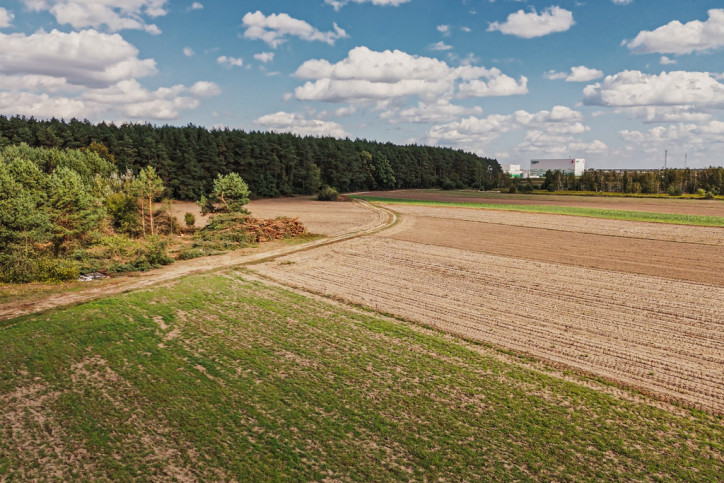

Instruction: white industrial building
[529,158,585,177]
[501,164,523,178]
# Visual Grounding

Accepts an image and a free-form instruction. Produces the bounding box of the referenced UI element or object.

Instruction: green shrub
[440,178,456,191]
[184,212,196,228]
[317,186,339,201]
[0,251,80,283]
[667,185,683,196]
[176,248,204,260]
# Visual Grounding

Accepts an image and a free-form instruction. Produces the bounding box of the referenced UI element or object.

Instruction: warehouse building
[529,158,585,177]
[501,164,523,178]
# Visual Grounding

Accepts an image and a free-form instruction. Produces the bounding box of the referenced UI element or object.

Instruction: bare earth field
[166,197,382,235]
[382,210,724,285]
[253,201,724,413]
[365,189,724,217]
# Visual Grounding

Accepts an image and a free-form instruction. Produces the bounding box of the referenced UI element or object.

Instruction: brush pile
[242,216,307,242]
[196,213,307,249]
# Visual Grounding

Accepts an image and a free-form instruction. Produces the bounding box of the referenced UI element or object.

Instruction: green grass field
[1,270,722,480]
[351,195,724,227]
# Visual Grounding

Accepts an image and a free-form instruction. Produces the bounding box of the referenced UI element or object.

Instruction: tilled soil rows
[386,204,724,246]
[254,235,724,413]
[381,213,724,286]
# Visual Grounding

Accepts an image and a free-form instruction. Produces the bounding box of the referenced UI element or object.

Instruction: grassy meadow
[1,270,722,480]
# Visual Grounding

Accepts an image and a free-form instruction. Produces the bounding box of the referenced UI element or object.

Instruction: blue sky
[1,1,724,168]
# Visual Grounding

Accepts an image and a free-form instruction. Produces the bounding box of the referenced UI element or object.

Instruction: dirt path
[0,200,396,321]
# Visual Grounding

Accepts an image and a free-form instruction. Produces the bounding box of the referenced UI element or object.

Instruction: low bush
[317,186,339,201]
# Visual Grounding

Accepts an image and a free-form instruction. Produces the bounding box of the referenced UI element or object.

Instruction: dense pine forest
[0,116,502,199]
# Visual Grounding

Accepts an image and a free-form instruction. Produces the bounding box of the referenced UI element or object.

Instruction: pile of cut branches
[196,213,307,249]
[242,216,307,242]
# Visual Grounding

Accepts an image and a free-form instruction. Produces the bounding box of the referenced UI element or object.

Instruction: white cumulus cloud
[255,111,349,138]
[183,46,194,57]
[0,29,157,88]
[217,55,243,67]
[254,52,275,63]
[23,0,167,34]
[0,8,14,28]
[423,105,589,152]
[488,6,574,39]
[0,27,219,121]
[583,70,724,108]
[625,9,724,54]
[242,11,347,48]
[292,46,527,104]
[546,66,603,82]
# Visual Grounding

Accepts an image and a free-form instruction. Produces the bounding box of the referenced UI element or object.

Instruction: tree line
[0,116,502,199]
[539,168,724,195]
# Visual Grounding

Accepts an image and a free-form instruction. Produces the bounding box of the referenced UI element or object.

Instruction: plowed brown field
[253,201,724,413]
[382,213,724,285]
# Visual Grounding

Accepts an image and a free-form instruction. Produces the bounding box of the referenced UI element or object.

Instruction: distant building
[501,164,523,178]
[529,158,585,177]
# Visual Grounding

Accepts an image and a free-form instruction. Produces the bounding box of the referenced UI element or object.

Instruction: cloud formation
[0,8,14,28]
[217,55,243,67]
[254,52,275,63]
[625,9,724,54]
[0,29,156,88]
[488,6,574,39]
[423,105,590,152]
[293,46,527,104]
[545,66,603,82]
[22,0,167,34]
[255,111,349,138]
[583,70,724,108]
[0,28,219,120]
[242,11,347,48]
[324,0,410,11]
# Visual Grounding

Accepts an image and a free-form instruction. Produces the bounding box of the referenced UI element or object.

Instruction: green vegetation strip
[352,196,724,227]
[1,271,722,480]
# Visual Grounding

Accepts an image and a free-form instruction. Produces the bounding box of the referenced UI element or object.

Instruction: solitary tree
[199,172,250,214]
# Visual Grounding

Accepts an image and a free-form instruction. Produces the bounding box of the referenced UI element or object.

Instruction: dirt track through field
[253,203,724,413]
[0,200,395,321]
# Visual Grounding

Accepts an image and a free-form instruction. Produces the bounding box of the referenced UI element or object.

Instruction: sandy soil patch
[253,234,724,413]
[366,189,724,217]
[166,197,383,236]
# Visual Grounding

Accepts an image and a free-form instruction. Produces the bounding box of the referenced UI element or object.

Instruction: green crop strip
[351,196,724,227]
[1,270,722,480]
